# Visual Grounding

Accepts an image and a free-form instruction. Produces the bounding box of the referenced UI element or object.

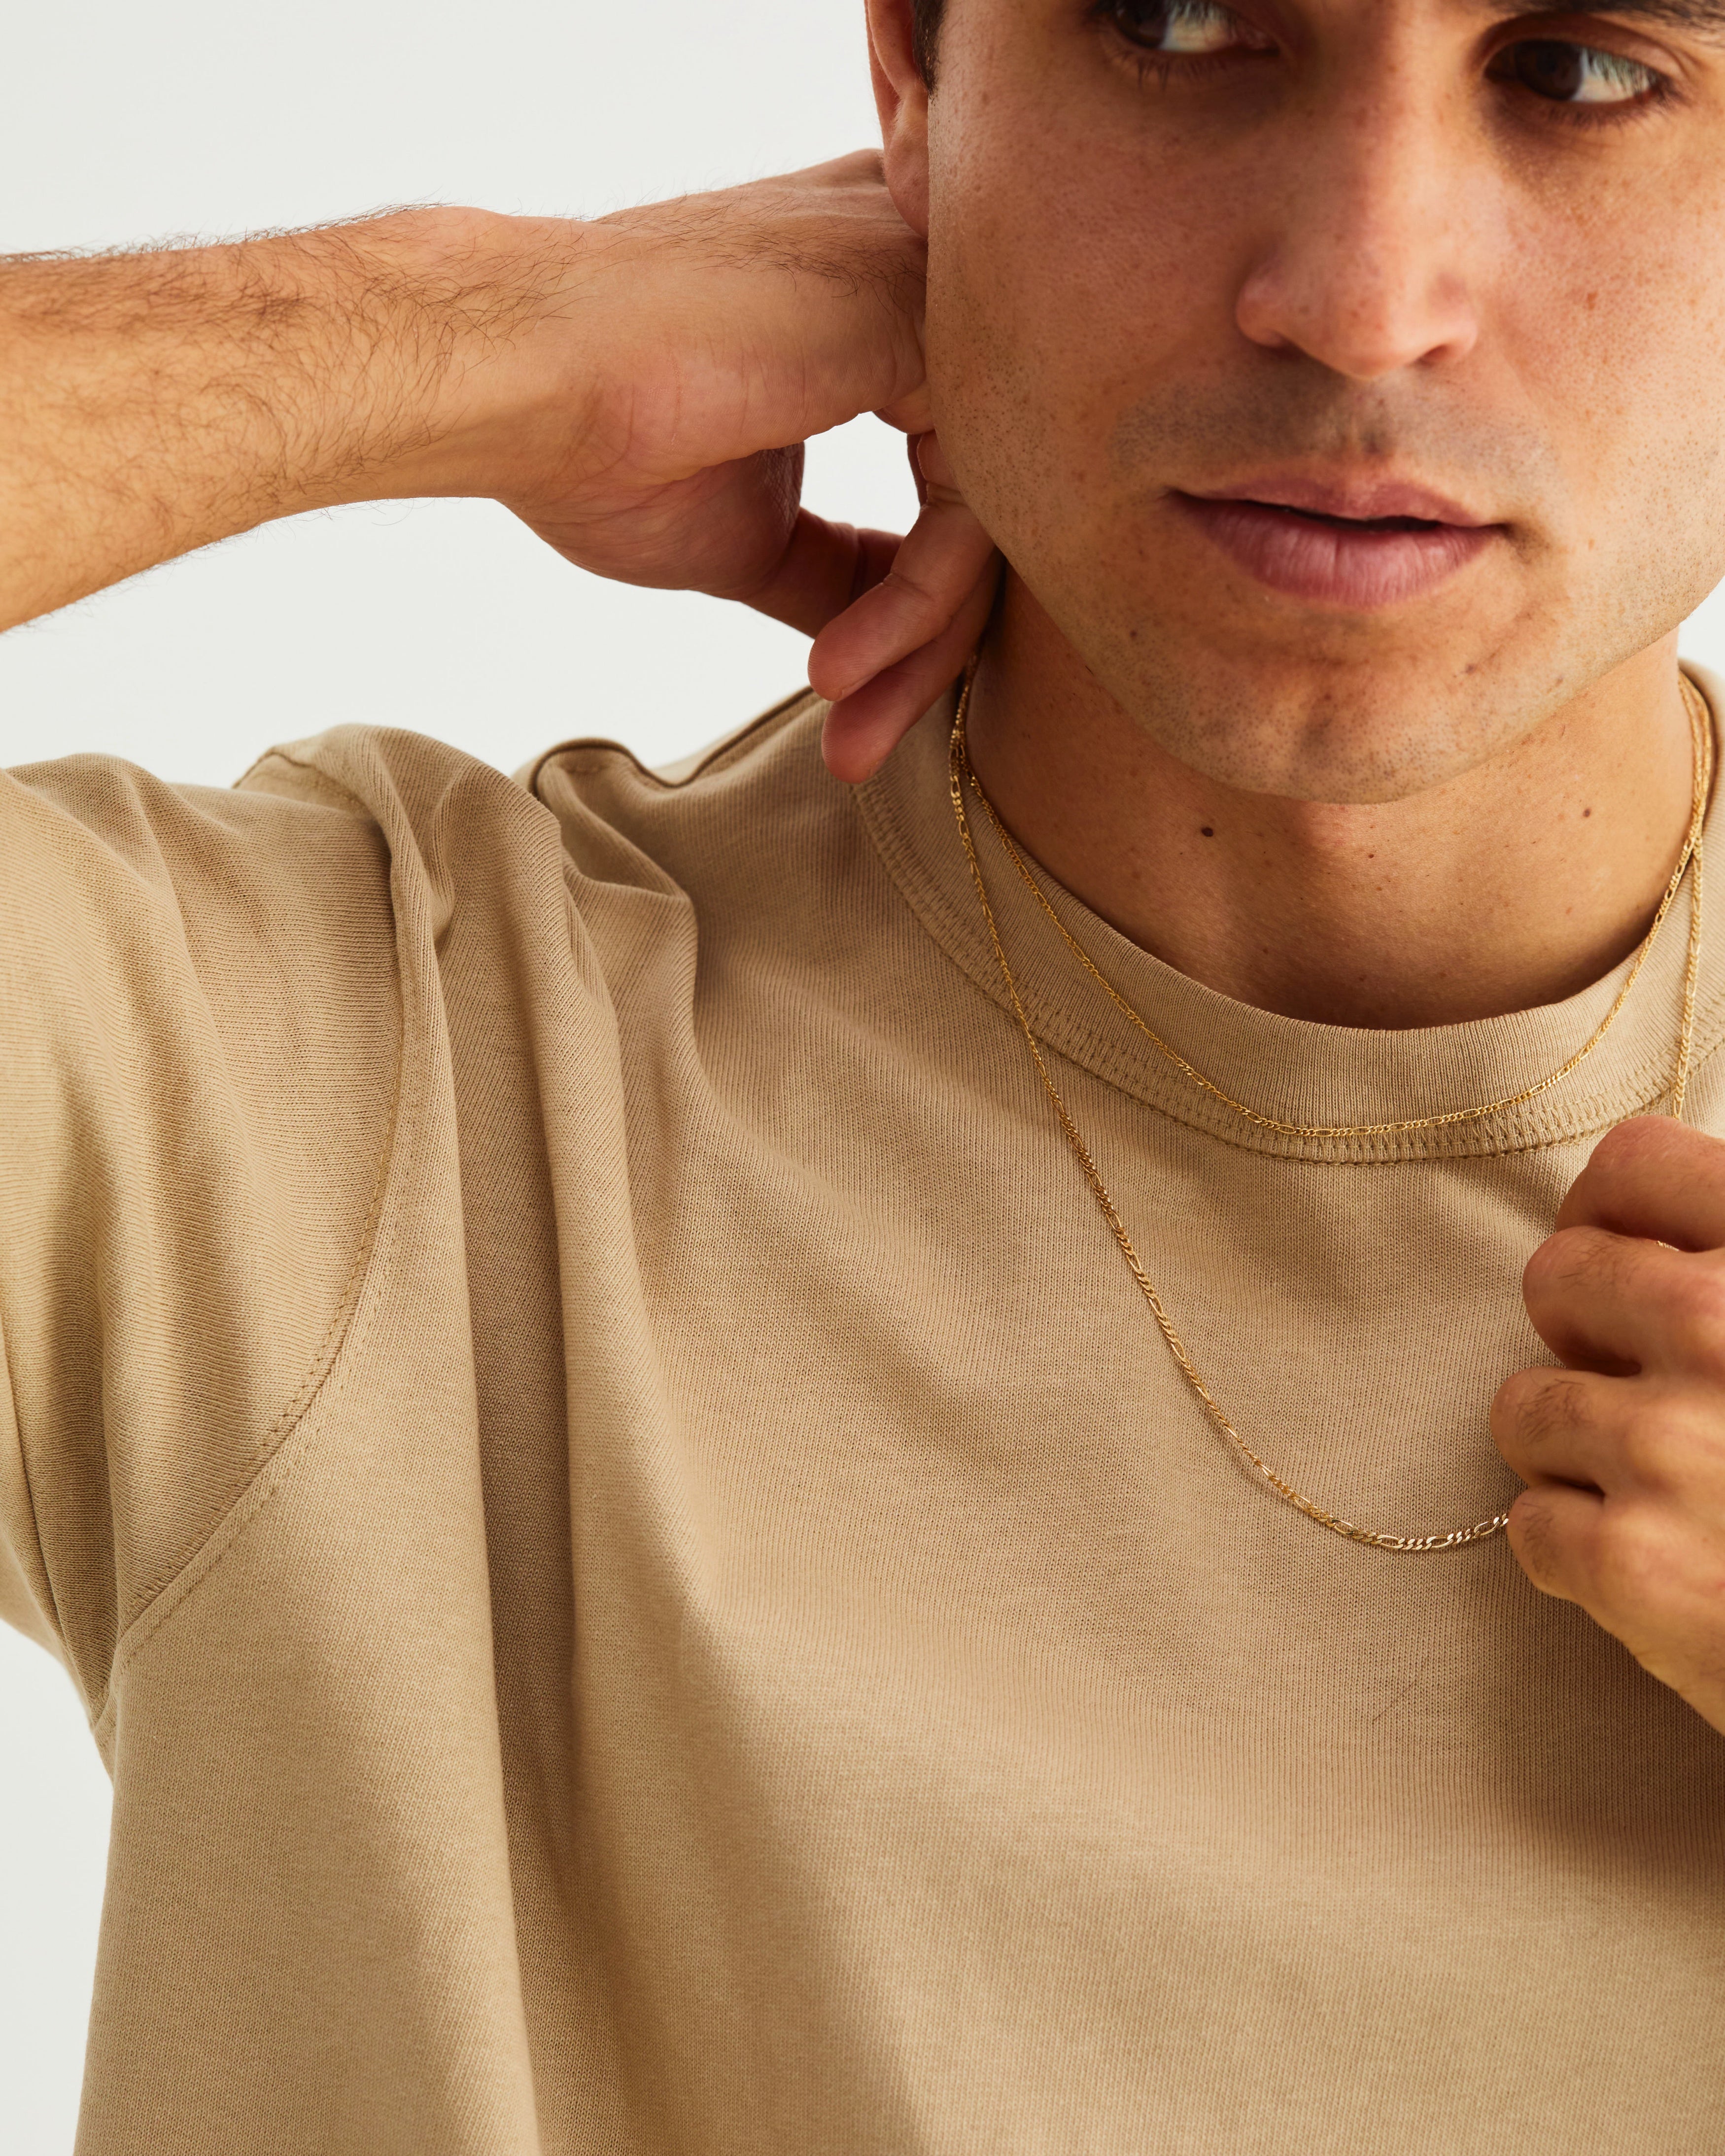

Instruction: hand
[447,153,999,781]
[0,155,997,778]
[1492,1116,1725,1734]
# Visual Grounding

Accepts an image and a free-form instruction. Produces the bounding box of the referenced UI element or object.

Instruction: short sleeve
[0,751,400,1720]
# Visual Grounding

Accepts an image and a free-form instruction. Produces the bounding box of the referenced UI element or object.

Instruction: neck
[963,583,1699,1032]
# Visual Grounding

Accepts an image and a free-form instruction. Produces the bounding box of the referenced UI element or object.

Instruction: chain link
[961,683,1712,1141]
[949,674,1711,1553]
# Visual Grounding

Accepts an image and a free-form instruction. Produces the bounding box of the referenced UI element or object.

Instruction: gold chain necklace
[949,674,1712,1553]
[959,681,1712,1141]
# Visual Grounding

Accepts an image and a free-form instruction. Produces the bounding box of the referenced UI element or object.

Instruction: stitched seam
[522,687,821,800]
[873,832,1714,1167]
[854,766,1725,1164]
[91,752,408,1738]
[92,1019,401,1745]
[0,1318,70,1664]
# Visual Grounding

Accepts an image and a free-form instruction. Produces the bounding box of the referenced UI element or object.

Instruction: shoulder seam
[90,757,408,1741]
[93,1022,401,1742]
[519,687,823,798]
[0,1314,68,1667]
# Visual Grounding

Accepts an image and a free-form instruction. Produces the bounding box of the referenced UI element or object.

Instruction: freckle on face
[926,5,1725,804]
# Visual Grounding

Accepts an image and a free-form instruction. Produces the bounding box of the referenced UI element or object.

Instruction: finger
[806,455,998,706]
[1485,1362,1712,1496]
[726,421,937,633]
[915,429,960,497]
[905,427,929,510]
[1520,1224,1713,1373]
[1491,1364,1622,1489]
[1506,1480,1608,1605]
[1508,1484,1725,1714]
[551,437,901,635]
[1556,1116,1725,1250]
[731,507,905,638]
[876,388,938,440]
[820,559,1000,784]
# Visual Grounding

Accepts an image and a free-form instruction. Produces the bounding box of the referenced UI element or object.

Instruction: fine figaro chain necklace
[949,673,1713,1553]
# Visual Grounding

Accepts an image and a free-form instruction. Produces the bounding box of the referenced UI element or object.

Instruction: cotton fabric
[3,681,1724,2154]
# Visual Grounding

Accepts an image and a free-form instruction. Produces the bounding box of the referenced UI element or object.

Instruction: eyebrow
[1488,1,1725,35]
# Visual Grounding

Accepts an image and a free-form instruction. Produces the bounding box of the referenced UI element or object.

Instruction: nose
[1235,82,1482,380]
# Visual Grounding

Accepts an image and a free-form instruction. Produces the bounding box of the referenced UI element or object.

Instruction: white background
[0,4,908,2150]
[8,5,1725,2150]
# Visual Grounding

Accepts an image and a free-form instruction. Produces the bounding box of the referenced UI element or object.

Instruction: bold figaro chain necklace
[950,671,1713,1553]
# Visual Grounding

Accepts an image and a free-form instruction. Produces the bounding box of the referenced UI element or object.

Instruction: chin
[1089,632,1559,805]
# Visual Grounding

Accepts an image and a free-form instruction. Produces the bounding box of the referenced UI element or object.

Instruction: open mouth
[1173,488,1500,610]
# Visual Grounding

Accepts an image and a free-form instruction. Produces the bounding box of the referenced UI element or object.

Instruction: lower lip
[1175,495,1498,610]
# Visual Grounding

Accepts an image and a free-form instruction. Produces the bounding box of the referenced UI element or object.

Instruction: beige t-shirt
[3,682,1724,2155]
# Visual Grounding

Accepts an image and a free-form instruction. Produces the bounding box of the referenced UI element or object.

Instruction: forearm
[0,157,972,774]
[0,210,571,633]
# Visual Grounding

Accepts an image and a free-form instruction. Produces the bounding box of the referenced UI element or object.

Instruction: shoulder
[518,687,861,919]
[1,743,399,1167]
[2,739,394,978]
[0,688,843,1071]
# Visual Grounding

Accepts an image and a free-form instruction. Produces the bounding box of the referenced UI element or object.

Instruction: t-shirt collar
[854,669,1725,1164]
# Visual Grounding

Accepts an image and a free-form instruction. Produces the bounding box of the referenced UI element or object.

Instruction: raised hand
[1492,1116,1725,1735]
[474,155,1000,782]
[0,152,998,779]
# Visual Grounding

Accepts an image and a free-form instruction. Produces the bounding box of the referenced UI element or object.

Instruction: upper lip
[1181,475,1495,529]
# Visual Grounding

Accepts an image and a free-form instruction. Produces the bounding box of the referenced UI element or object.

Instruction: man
[5,0,1725,2146]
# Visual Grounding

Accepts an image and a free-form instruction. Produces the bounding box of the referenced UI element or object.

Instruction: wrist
[270,205,586,509]
[330,205,601,509]
[0,202,595,632]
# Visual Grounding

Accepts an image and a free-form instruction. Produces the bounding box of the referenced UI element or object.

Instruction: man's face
[917,0,1725,800]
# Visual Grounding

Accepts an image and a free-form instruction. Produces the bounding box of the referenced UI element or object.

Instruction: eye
[1100,1,1267,57]
[1487,38,1666,107]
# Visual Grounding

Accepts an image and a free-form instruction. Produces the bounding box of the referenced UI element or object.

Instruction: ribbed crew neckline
[855,670,1725,1165]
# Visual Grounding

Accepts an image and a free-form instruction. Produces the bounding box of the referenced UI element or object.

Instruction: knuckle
[1489,1367,1533,1430]
[1594,1503,1673,1609]
[1627,1390,1725,1491]
[1615,1400,1679,1484]
[1589,1117,1666,1182]
[1584,1116,1697,1205]
[1520,1236,1563,1304]
[1507,1490,1569,1591]
[1668,1262,1725,1358]
[1524,1226,1608,1302]
[1493,1367,1580,1447]
[878,563,941,615]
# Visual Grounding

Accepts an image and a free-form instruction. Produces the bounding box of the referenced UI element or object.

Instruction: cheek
[1501,181,1725,464]
[925,131,1248,552]
[925,85,1725,701]
[1494,180,1725,610]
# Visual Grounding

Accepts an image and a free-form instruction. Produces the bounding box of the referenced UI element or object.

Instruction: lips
[1173,478,1502,610]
